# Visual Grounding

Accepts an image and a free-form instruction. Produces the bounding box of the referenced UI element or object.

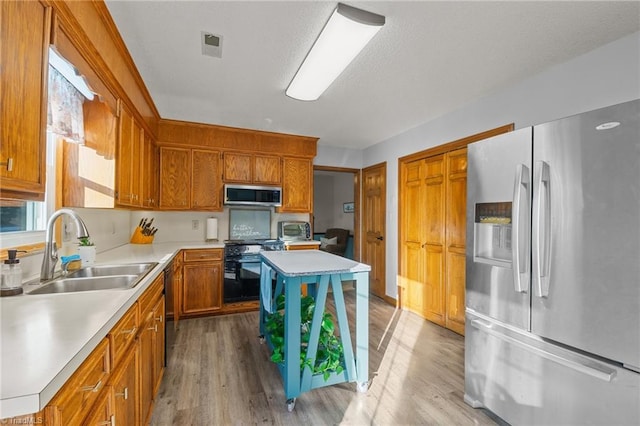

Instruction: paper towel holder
[206,217,219,242]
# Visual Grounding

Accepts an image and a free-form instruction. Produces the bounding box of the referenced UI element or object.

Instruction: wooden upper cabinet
[141,132,158,208]
[223,152,281,185]
[0,0,50,200]
[279,156,312,213]
[116,102,143,207]
[192,149,222,210]
[254,154,281,184]
[159,147,190,209]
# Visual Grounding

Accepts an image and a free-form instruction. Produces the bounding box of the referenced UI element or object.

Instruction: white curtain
[47,65,85,144]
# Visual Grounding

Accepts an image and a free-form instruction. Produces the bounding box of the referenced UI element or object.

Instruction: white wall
[313,173,355,233]
[315,145,363,168]
[364,31,640,298]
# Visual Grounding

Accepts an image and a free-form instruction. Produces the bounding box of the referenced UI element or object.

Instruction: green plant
[265,294,344,381]
[78,237,94,246]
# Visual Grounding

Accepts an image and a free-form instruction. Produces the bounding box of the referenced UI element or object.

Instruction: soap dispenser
[1,249,26,296]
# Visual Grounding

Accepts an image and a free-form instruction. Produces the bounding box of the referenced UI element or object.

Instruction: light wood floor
[151,290,496,425]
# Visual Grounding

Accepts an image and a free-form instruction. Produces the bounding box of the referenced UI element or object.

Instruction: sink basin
[66,262,158,278]
[28,262,159,295]
[29,275,139,295]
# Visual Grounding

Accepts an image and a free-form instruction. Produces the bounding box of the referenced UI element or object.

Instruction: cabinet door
[152,297,165,395]
[223,152,252,183]
[182,262,223,314]
[116,103,135,206]
[141,132,158,208]
[254,154,281,184]
[110,346,138,426]
[192,149,222,210]
[280,157,312,212]
[138,313,154,425]
[82,385,114,426]
[159,147,190,209]
[0,1,50,199]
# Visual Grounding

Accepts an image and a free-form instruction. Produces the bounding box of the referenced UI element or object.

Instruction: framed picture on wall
[343,202,354,213]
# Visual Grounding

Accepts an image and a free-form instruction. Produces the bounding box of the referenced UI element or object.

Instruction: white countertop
[261,250,370,277]
[283,240,321,246]
[0,241,223,419]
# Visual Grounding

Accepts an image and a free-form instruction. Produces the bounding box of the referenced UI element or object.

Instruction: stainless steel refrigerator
[465,99,640,425]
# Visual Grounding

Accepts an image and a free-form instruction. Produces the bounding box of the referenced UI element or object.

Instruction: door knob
[376,236,384,241]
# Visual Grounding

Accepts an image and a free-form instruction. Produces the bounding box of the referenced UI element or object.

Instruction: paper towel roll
[206,218,218,241]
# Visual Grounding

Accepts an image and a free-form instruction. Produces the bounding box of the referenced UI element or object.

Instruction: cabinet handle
[147,324,158,332]
[115,386,129,400]
[155,315,163,323]
[97,415,115,426]
[80,379,102,393]
[119,327,137,335]
[146,198,153,204]
[0,158,13,172]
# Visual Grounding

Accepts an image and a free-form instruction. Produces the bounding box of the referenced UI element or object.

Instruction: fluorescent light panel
[286,3,385,101]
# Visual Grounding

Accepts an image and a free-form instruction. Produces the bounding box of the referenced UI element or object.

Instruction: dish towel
[260,262,274,314]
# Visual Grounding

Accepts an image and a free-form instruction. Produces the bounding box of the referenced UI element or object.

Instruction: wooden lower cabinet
[181,249,223,316]
[285,243,319,250]
[2,274,167,425]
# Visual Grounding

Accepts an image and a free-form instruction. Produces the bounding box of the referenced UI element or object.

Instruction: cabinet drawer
[139,274,164,316]
[183,248,223,262]
[108,303,138,366]
[46,338,110,425]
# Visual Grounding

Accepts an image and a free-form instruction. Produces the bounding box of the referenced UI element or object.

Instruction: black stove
[223,239,283,303]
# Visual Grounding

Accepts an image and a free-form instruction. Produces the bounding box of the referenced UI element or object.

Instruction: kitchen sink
[66,262,158,278]
[28,262,158,295]
[29,275,139,295]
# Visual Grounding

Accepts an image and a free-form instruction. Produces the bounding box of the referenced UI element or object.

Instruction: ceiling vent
[201,31,223,58]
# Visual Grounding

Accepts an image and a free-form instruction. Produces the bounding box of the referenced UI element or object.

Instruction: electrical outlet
[192,220,199,230]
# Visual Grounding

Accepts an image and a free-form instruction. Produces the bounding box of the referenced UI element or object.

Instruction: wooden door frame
[313,165,361,260]
[397,124,514,310]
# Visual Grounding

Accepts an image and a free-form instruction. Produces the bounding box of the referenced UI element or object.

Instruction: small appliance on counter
[277,221,311,241]
[1,249,26,296]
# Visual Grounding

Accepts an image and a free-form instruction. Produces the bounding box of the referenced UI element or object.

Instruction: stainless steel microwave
[223,184,282,207]
[277,221,311,241]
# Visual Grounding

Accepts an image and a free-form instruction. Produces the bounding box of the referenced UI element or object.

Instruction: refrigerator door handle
[511,163,530,293]
[470,319,617,382]
[533,161,552,297]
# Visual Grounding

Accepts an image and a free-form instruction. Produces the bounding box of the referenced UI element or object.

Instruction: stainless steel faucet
[41,209,90,281]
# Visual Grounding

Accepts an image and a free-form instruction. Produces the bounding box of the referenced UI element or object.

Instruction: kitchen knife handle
[533,161,551,297]
[511,163,530,293]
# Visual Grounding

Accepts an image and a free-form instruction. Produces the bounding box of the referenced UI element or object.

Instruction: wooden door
[0,0,50,198]
[182,262,223,314]
[116,102,135,206]
[141,132,158,208]
[362,162,386,299]
[401,159,426,314]
[223,152,252,183]
[254,154,281,184]
[139,313,154,425]
[159,147,190,209]
[130,118,142,206]
[422,155,446,325]
[192,149,222,210]
[280,156,312,212]
[152,297,165,394]
[445,148,467,334]
[111,345,138,426]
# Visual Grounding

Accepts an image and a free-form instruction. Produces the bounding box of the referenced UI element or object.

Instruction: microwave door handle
[512,163,530,293]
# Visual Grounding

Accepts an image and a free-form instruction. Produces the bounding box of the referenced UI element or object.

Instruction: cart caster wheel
[356,381,369,393]
[286,398,296,412]
[258,335,265,344]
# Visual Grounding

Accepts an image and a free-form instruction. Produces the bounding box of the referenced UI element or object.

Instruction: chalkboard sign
[229,209,271,240]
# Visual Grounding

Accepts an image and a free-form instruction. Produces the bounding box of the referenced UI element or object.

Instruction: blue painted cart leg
[355,271,369,391]
[300,274,329,393]
[284,276,302,400]
[331,274,357,381]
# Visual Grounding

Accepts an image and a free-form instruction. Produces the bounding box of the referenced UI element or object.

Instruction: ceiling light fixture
[286,3,385,101]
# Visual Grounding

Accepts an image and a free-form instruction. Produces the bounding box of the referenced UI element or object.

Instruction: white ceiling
[104,1,640,149]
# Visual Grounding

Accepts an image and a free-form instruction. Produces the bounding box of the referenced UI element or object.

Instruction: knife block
[130,226,154,244]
